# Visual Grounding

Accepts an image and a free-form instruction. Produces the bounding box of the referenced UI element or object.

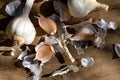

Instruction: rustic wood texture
[0,0,120,80]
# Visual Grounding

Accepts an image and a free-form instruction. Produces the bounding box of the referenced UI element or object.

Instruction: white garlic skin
[68,0,109,18]
[5,0,21,16]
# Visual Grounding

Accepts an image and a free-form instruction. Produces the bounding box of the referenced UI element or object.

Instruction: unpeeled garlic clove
[67,0,109,18]
[38,16,57,35]
[94,35,105,48]
[34,42,55,63]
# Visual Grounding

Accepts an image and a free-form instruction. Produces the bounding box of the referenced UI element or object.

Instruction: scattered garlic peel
[81,57,95,67]
[94,19,117,30]
[5,0,21,16]
[22,54,42,80]
[114,44,120,57]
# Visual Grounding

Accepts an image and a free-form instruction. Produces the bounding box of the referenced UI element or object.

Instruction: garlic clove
[34,42,55,63]
[38,16,57,35]
[67,0,109,18]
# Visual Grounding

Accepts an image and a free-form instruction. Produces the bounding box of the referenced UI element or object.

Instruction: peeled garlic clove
[81,57,95,67]
[38,17,57,35]
[5,0,21,16]
[68,0,109,18]
[35,42,55,63]
[114,44,120,57]
[53,0,71,21]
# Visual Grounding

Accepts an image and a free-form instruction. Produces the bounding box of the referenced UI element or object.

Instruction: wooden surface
[0,0,120,80]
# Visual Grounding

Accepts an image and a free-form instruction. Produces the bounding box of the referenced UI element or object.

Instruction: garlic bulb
[70,26,95,41]
[35,42,55,63]
[68,0,109,17]
[6,0,36,45]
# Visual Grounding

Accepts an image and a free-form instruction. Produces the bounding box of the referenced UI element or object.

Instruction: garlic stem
[95,2,109,11]
[62,40,75,63]
[23,0,35,16]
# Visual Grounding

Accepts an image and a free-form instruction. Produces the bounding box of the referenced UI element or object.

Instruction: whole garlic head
[6,0,36,45]
[68,0,109,17]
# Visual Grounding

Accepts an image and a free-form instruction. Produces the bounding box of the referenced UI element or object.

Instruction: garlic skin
[6,0,36,45]
[5,0,21,16]
[68,0,109,17]
[94,19,117,30]
[81,57,95,67]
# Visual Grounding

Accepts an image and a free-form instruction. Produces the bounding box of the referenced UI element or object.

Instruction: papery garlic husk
[93,19,117,30]
[81,57,95,67]
[22,54,42,80]
[17,46,30,60]
[53,0,71,21]
[70,26,95,41]
[114,44,120,57]
[34,42,55,63]
[68,0,109,17]
[6,0,36,45]
[94,35,105,48]
[5,0,21,16]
